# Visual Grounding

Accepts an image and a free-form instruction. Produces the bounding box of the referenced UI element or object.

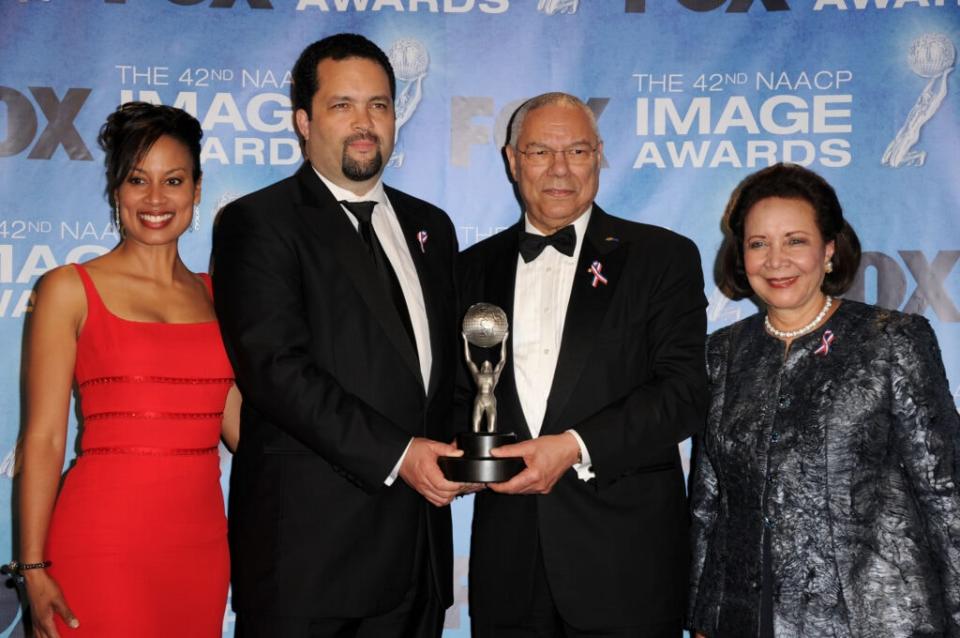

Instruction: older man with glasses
[457,91,708,638]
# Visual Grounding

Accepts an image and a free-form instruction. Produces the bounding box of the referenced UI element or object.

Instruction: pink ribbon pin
[814,330,835,356]
[417,230,428,254]
[587,260,608,288]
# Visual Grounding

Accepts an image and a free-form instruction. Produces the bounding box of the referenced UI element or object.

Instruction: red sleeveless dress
[44,263,233,636]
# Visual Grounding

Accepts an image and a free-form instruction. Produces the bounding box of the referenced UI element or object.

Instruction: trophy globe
[463,303,509,349]
[389,39,429,82]
[909,33,955,78]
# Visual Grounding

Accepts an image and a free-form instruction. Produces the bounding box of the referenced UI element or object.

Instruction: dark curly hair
[716,163,861,300]
[97,102,203,211]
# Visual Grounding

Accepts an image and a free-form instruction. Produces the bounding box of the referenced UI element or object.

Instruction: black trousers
[471,544,682,638]
[235,515,444,638]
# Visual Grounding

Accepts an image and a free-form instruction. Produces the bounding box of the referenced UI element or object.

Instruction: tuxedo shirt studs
[513,213,589,439]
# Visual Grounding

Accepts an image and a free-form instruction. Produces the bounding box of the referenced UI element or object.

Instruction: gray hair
[507,92,601,149]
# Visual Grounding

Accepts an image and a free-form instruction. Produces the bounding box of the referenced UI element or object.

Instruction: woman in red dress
[18,102,239,638]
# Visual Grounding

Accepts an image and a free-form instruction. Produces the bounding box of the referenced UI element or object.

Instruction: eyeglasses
[516,145,598,166]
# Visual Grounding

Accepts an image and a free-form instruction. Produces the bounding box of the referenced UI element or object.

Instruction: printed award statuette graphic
[388,38,429,168]
[882,33,955,168]
[439,303,525,483]
[537,0,579,14]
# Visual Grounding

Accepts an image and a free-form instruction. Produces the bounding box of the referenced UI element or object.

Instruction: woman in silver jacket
[688,163,960,638]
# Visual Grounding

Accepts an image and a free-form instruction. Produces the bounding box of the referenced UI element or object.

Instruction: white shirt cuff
[566,429,595,481]
[385,438,414,486]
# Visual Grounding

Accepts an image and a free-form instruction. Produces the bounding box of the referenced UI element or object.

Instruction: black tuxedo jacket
[458,207,707,630]
[213,163,457,617]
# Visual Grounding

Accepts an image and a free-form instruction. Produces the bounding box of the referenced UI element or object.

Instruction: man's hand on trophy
[399,438,464,507]
[487,432,580,495]
[455,483,485,496]
[448,437,486,496]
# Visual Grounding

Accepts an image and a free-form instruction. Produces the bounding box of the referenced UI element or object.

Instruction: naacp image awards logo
[882,33,955,168]
[537,0,580,14]
[388,38,430,168]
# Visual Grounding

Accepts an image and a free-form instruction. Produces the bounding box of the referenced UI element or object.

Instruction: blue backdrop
[2,0,958,635]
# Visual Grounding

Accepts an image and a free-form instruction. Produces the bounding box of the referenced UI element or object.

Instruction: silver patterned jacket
[688,300,960,637]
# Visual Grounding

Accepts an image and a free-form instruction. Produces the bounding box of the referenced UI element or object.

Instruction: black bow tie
[519,225,577,263]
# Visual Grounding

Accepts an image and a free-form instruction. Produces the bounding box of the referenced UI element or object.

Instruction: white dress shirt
[512,207,594,480]
[315,169,429,484]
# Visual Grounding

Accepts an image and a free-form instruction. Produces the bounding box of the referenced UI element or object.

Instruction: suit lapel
[293,165,422,384]
[390,187,441,399]
[541,207,626,434]
[481,225,533,441]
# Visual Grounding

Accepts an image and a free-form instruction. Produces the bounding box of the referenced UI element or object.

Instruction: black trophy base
[439,432,525,483]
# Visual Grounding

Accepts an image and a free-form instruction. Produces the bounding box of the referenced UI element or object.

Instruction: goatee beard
[342,133,384,182]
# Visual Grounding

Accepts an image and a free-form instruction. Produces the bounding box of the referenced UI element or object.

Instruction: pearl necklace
[764,295,833,340]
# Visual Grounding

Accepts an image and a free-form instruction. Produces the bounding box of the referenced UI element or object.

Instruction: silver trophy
[387,38,429,168]
[439,303,525,483]
[882,33,955,168]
